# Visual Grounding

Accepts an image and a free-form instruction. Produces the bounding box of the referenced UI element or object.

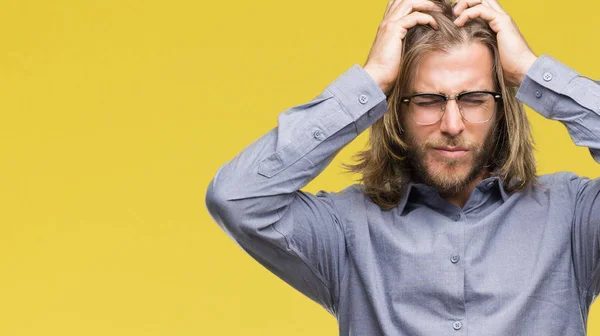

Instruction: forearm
[516,55,600,163]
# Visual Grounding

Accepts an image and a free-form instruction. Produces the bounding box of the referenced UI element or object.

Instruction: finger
[482,0,506,14]
[388,0,442,21]
[395,11,439,31]
[453,0,482,16]
[454,0,506,16]
[387,0,407,17]
[452,0,468,16]
[454,4,502,29]
[384,0,399,18]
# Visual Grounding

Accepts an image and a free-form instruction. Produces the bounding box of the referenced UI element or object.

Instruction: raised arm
[205,67,387,312]
[455,0,600,314]
[518,55,600,312]
[205,0,441,313]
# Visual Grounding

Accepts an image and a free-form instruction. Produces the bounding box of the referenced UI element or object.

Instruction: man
[206,0,600,334]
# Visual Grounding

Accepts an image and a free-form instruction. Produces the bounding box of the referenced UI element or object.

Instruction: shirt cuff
[516,54,600,120]
[516,55,578,118]
[257,65,388,178]
[325,64,388,128]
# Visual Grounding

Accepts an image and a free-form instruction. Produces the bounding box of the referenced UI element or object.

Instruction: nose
[439,99,465,136]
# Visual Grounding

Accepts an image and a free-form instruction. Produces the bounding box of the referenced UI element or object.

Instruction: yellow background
[0,0,599,334]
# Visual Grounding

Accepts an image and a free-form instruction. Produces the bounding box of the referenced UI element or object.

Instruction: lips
[433,147,469,159]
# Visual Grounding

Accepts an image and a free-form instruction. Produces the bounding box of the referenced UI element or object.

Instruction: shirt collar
[395,175,510,214]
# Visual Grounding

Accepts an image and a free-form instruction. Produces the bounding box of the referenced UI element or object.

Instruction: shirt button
[452,214,461,221]
[359,94,369,104]
[451,254,460,263]
[313,129,323,140]
[543,72,553,81]
[453,321,462,330]
[535,90,542,98]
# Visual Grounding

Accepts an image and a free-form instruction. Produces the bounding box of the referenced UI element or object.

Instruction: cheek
[401,115,433,142]
[475,123,496,143]
[457,122,496,146]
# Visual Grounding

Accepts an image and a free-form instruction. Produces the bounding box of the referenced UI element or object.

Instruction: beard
[402,125,497,196]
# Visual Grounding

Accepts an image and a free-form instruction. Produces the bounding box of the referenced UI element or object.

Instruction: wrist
[363,65,392,96]
[514,54,538,85]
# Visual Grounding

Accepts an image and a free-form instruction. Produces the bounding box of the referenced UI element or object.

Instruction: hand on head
[363,0,442,95]
[364,0,537,95]
[453,0,537,85]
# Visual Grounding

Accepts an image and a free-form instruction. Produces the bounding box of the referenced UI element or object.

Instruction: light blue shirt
[206,55,600,335]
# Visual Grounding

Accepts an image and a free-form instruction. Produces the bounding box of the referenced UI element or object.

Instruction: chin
[425,158,476,193]
[429,154,471,175]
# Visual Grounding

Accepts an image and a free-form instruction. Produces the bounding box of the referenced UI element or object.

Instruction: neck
[440,170,491,208]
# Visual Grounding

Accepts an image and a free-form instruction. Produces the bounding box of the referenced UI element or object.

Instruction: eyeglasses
[401,91,502,125]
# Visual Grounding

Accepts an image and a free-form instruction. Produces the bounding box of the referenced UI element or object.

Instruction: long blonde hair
[343,0,536,210]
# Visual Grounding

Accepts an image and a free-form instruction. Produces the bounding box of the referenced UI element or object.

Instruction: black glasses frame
[400,90,502,125]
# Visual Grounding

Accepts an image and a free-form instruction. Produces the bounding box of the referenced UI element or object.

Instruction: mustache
[423,136,476,149]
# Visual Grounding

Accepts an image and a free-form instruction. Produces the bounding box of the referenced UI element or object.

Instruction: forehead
[411,42,495,94]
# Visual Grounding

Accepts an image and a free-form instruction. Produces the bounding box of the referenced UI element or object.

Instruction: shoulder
[537,171,590,186]
[315,184,393,221]
[314,184,377,217]
[535,171,593,198]
[316,184,367,204]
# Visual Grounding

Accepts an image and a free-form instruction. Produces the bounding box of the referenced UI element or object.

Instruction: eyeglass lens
[410,92,496,124]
